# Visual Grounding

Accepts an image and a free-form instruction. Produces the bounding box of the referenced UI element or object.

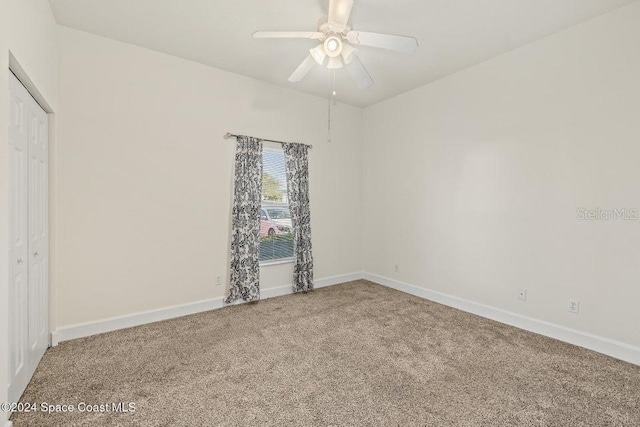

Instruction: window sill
[260,258,295,267]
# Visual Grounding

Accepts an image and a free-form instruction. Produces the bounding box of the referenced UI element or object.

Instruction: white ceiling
[49,0,636,107]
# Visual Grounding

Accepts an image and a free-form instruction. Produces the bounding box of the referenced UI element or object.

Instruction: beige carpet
[12,280,640,426]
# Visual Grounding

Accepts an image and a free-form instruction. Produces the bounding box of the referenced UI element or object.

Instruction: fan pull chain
[327,96,331,143]
[328,69,336,143]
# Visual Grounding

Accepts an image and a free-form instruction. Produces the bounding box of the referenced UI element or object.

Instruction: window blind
[260,148,293,263]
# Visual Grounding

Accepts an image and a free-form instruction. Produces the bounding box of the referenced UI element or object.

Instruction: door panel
[8,72,49,403]
[28,104,49,368]
[8,73,31,403]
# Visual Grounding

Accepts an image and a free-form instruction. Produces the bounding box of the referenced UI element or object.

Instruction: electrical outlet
[517,289,527,301]
[215,275,222,286]
[394,264,400,273]
[568,299,579,314]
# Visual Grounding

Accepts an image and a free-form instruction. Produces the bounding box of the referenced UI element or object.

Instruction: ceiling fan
[253,0,418,89]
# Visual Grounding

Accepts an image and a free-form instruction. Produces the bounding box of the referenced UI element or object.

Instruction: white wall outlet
[568,299,579,314]
[394,264,400,273]
[215,275,222,286]
[517,289,527,301]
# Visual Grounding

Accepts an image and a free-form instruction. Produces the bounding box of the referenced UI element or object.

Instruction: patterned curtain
[225,136,263,303]
[282,143,314,292]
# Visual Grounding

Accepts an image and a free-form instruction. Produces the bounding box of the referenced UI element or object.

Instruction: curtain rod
[223,132,313,149]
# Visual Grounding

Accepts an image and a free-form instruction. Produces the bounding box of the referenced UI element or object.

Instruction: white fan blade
[328,0,354,32]
[253,31,323,40]
[346,31,418,53]
[345,55,373,89]
[289,55,317,82]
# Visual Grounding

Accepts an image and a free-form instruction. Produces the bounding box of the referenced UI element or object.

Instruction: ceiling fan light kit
[253,0,418,90]
[310,44,327,64]
[324,37,342,56]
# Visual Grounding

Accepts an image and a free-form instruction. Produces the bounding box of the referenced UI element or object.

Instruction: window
[260,148,294,263]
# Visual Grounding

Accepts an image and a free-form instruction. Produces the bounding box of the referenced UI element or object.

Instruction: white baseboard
[52,272,363,345]
[363,272,640,366]
[51,330,59,347]
[260,271,363,299]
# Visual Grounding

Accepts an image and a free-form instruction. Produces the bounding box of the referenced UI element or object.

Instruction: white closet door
[9,73,31,403]
[27,89,49,375]
[8,72,49,403]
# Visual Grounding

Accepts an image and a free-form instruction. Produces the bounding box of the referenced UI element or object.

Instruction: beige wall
[55,27,364,328]
[0,0,58,418]
[363,2,640,348]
